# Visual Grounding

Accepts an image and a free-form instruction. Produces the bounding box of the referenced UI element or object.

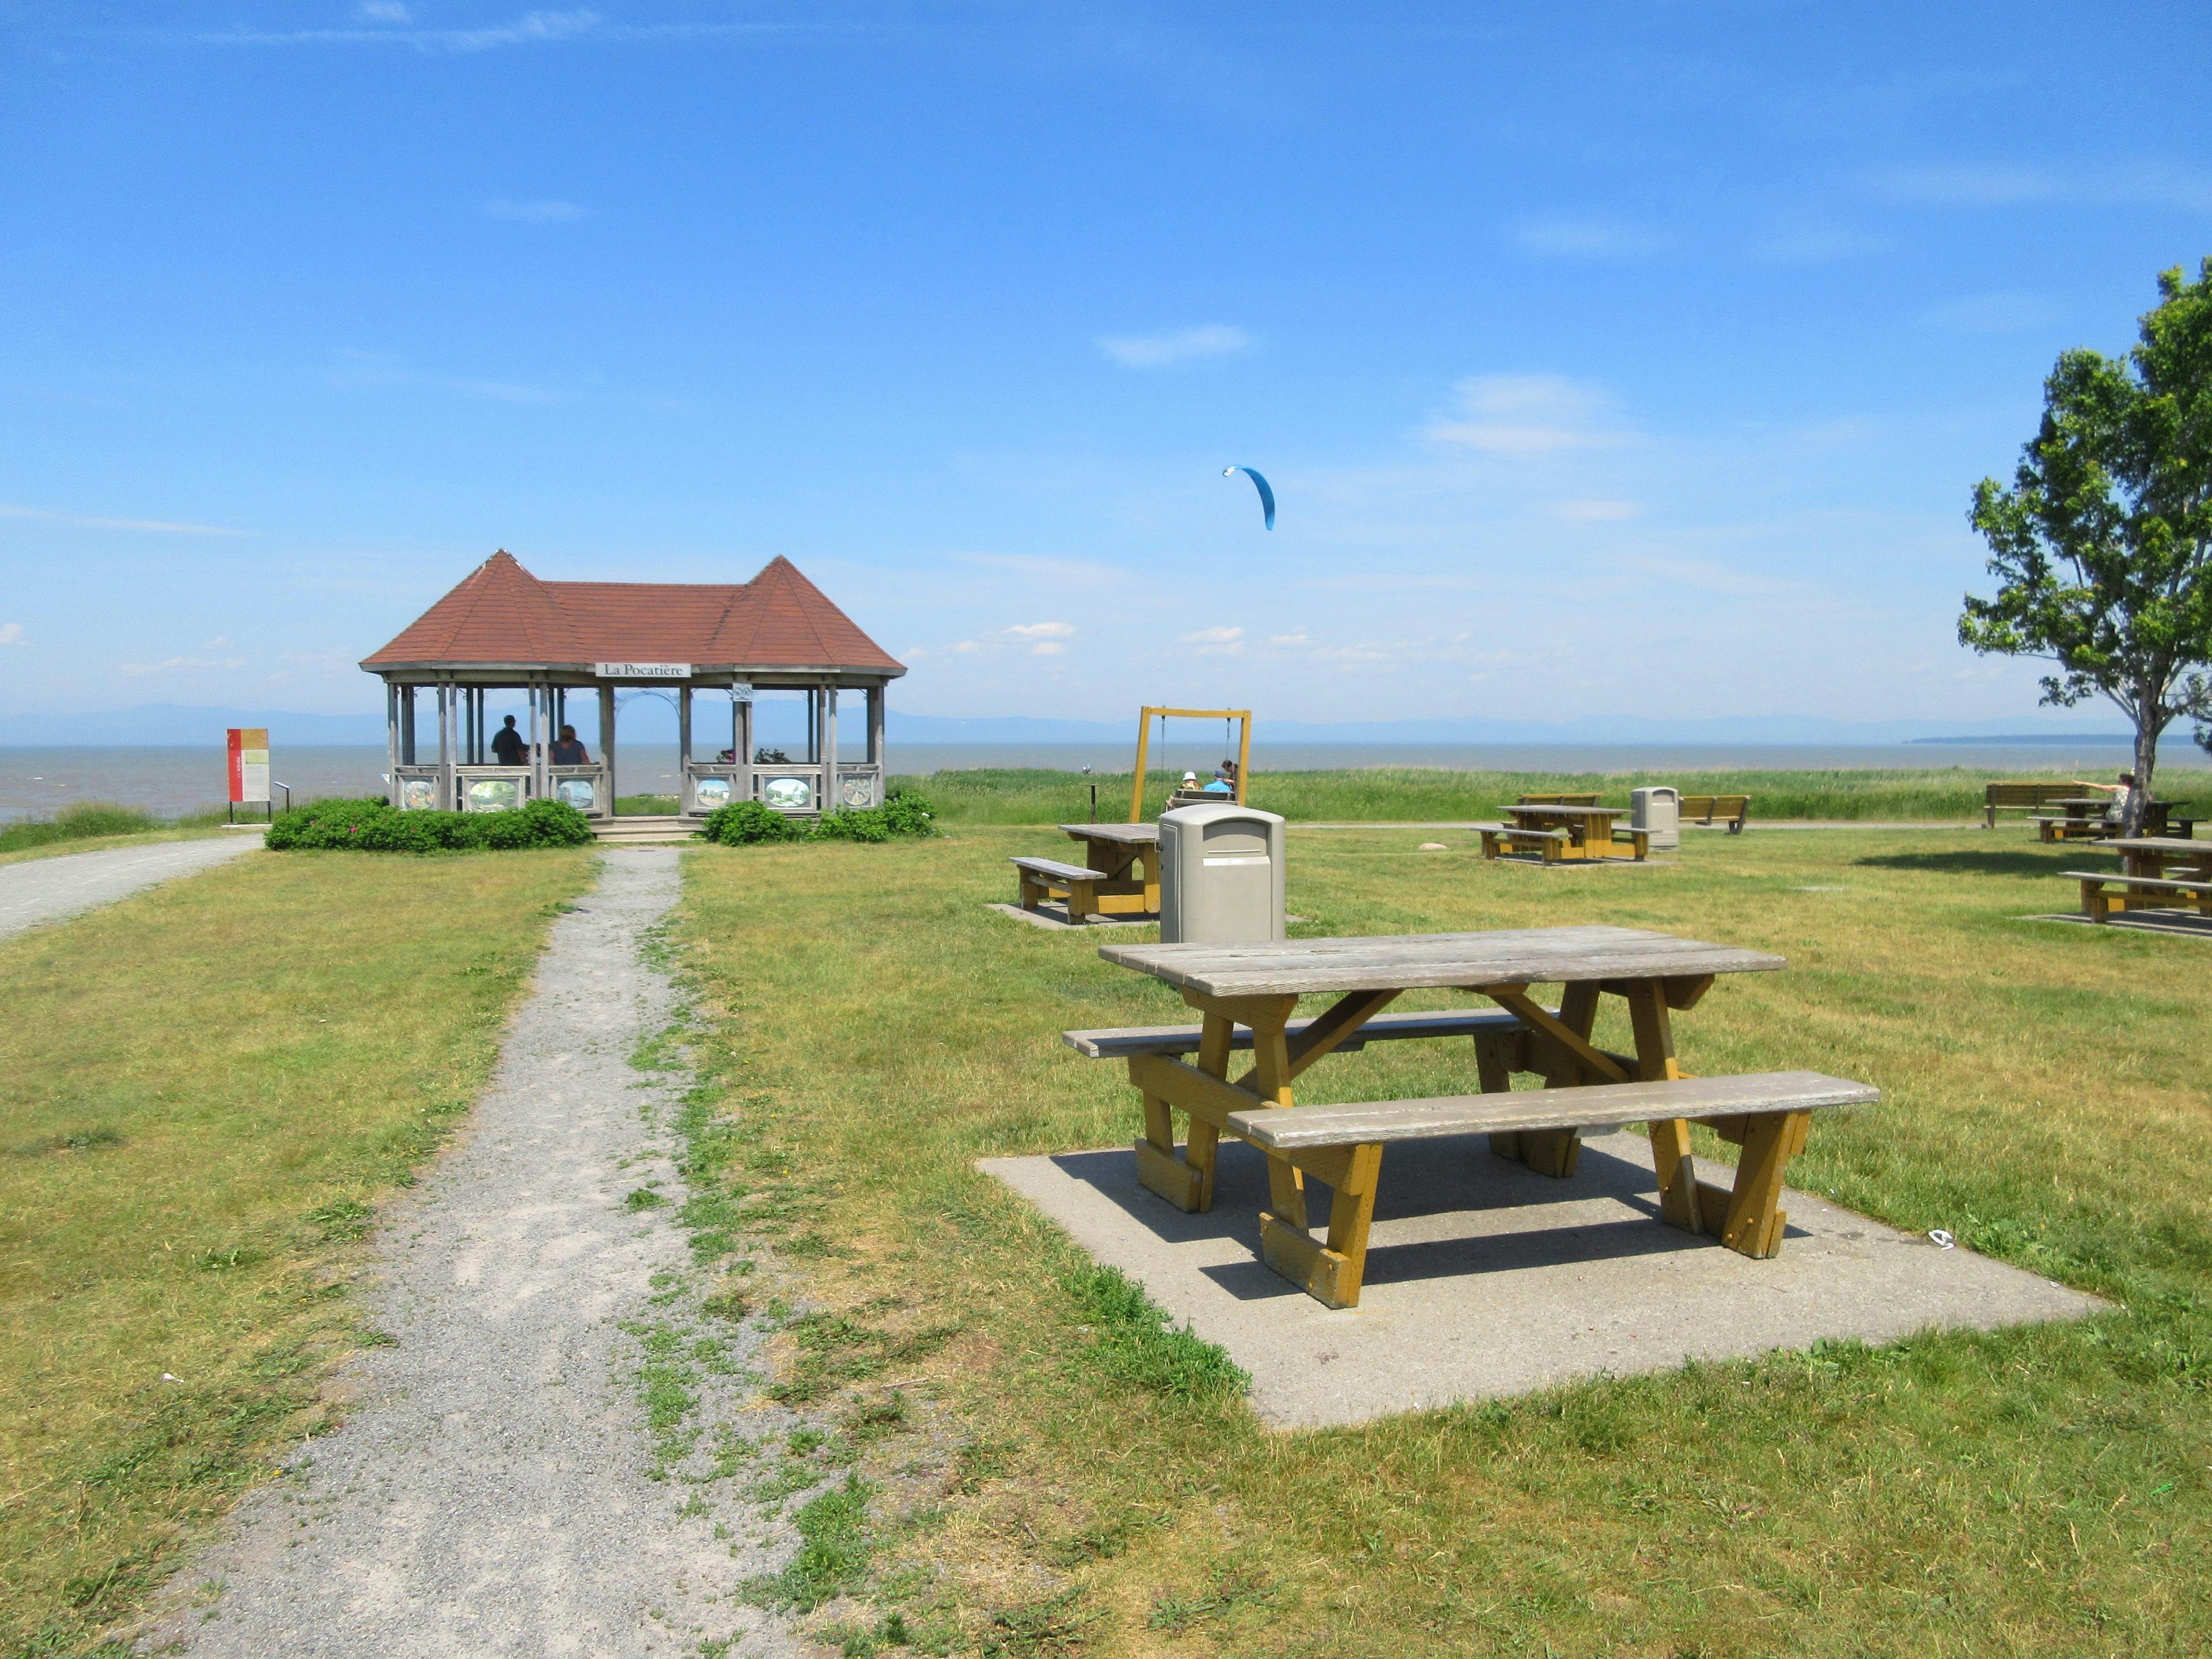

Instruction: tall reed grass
[885,765,2196,825]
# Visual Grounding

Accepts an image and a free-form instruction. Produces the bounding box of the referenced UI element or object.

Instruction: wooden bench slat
[1010,856,1108,882]
[1226,1070,1877,1150]
[1061,1006,1547,1059]
[2063,871,2212,891]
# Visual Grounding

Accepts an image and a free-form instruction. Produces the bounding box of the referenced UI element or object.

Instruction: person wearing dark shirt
[549,725,589,766]
[491,715,528,766]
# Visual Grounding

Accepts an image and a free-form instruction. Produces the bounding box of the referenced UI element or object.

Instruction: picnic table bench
[1516,792,1602,807]
[1679,793,1751,833]
[1011,823,1162,922]
[2067,836,2212,921]
[1069,925,1877,1308]
[1475,804,1649,863]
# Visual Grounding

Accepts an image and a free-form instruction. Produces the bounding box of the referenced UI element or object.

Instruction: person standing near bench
[491,715,528,766]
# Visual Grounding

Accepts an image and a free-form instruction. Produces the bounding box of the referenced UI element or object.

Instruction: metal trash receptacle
[1631,786,1680,851]
[1160,803,1287,945]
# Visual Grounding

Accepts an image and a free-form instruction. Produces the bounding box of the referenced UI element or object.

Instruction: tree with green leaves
[1959,258,2212,836]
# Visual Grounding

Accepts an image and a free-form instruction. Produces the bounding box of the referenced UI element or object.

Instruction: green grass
[671,823,2212,1656]
[616,793,681,815]
[890,763,2211,826]
[0,801,157,852]
[0,845,593,1653]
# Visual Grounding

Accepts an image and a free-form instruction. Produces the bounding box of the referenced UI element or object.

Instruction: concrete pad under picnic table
[981,1132,2101,1429]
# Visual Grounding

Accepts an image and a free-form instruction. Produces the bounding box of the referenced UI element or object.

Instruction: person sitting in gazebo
[550,725,590,766]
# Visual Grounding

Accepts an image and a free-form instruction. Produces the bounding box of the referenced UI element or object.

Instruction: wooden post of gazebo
[361,550,904,835]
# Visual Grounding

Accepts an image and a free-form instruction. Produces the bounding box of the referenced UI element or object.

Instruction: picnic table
[2037,798,2194,843]
[1007,823,1161,923]
[1479,802,1648,862]
[2067,835,2212,922]
[1068,925,1876,1308]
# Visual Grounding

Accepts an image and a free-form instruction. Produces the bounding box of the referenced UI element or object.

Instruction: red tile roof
[360,551,904,675]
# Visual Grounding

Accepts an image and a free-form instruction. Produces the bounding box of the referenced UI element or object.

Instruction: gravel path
[147,849,803,1659]
[0,836,257,942]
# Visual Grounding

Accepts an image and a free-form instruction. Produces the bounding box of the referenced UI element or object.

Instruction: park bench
[1010,855,1110,921]
[1984,781,2079,828]
[1679,794,1751,833]
[1225,1070,1877,1299]
[2062,869,2212,923]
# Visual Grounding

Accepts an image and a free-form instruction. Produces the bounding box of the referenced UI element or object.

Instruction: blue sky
[3,1,2209,729]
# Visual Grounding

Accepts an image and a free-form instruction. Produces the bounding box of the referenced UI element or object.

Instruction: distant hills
[3,702,2144,749]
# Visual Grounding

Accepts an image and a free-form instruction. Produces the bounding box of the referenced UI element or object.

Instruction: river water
[3,739,2200,823]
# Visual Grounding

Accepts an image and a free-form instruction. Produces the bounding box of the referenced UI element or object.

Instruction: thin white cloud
[948,641,980,654]
[1179,626,1244,645]
[331,349,570,405]
[119,656,248,677]
[0,623,24,646]
[178,9,793,53]
[1028,641,1067,657]
[1550,499,1642,522]
[1916,291,2061,334]
[359,2,411,19]
[1003,622,1075,640]
[1868,161,2212,212]
[1608,553,1800,597]
[1268,632,1309,646]
[0,502,243,536]
[1425,375,1626,454]
[485,198,586,223]
[1094,324,1251,369]
[1511,217,1670,258]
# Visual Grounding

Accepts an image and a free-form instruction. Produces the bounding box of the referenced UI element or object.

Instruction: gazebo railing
[549,764,611,817]
[455,766,533,813]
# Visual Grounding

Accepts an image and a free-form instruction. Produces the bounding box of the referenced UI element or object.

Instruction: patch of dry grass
[672,824,2211,1657]
[0,846,593,1653]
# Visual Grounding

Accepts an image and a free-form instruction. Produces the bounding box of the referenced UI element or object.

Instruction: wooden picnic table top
[1097,923,1783,998]
[2109,836,2209,854]
[1057,822,1160,844]
[1499,802,1627,819]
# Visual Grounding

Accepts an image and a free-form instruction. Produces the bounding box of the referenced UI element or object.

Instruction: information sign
[226,728,270,805]
[594,661,691,679]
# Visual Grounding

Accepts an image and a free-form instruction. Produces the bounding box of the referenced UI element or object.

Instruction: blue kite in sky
[1223,465,1275,531]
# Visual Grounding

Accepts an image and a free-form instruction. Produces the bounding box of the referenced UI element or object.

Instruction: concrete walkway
[986,1132,2100,1429]
[145,850,801,1659]
[0,836,257,943]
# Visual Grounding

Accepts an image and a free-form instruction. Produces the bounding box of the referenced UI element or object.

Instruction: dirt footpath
[145,849,802,1658]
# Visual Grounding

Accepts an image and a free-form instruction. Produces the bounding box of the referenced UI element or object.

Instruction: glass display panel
[839,773,878,809]
[466,778,522,813]
[693,777,733,809]
[556,777,599,810]
[399,778,438,811]
[762,775,813,810]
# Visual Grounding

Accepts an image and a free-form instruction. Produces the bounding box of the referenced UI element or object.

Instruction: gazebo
[360,550,906,822]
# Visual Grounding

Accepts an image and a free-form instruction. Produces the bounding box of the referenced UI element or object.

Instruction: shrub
[700,791,937,847]
[700,801,805,844]
[265,797,593,853]
[0,801,158,854]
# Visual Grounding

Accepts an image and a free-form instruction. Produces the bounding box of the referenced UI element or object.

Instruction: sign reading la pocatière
[594,662,692,679]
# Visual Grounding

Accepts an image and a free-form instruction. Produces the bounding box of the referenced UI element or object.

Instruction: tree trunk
[2128,695,2158,839]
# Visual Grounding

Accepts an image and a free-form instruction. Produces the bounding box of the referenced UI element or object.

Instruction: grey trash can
[1630,786,1680,851]
[1159,803,1287,945]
